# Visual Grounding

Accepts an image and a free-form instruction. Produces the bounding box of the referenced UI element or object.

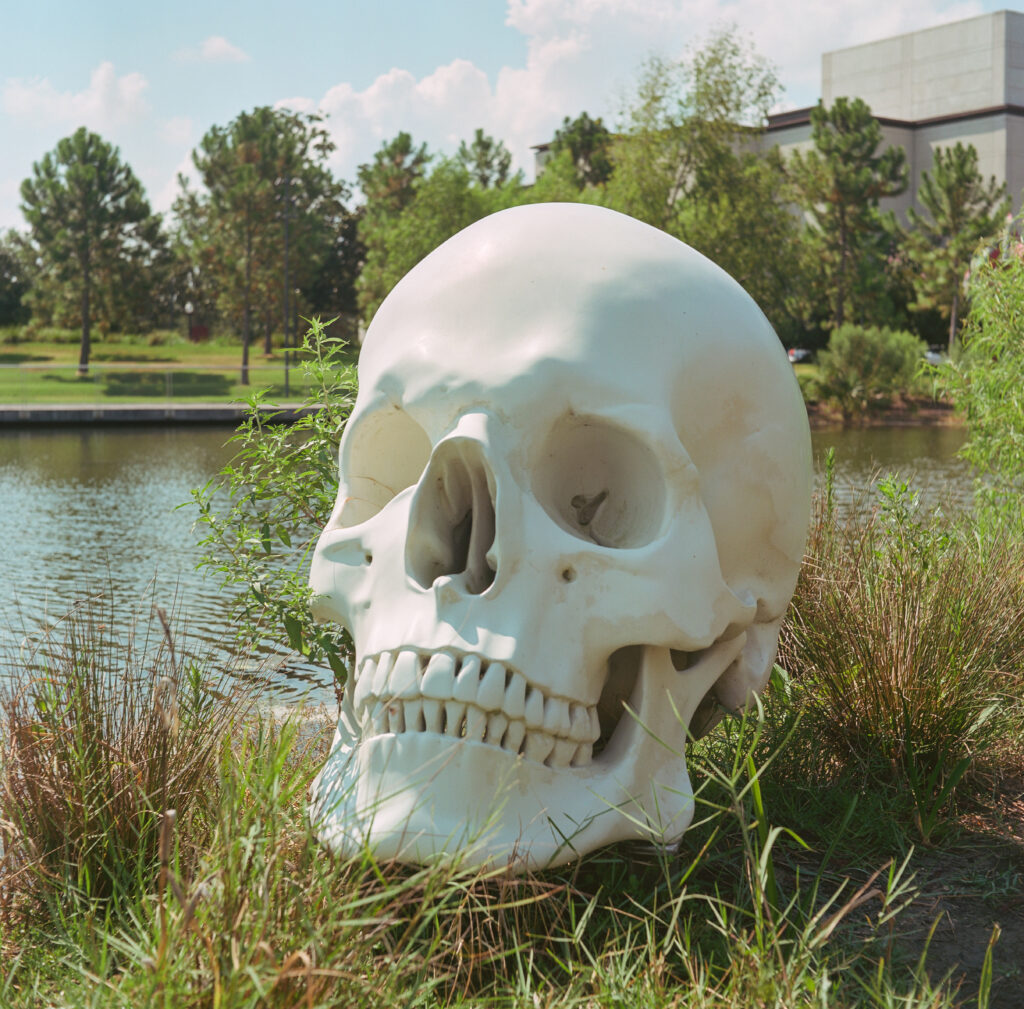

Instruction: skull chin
[309,634,746,869]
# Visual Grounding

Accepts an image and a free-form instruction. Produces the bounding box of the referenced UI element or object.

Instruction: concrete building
[767,9,1024,216]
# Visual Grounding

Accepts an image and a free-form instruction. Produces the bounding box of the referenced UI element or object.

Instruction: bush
[816,324,926,416]
[945,218,1024,514]
[191,319,356,688]
[0,596,247,923]
[778,469,1024,843]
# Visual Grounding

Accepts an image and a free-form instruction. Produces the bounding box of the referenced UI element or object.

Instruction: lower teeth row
[361,696,594,768]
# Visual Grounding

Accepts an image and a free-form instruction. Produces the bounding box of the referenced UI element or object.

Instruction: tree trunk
[241,208,251,386]
[263,316,272,355]
[949,287,960,355]
[78,256,91,377]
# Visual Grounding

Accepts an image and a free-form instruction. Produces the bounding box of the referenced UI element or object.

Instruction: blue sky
[0,0,1005,232]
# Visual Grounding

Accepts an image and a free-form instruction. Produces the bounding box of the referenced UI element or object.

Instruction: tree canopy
[791,97,908,330]
[20,127,163,372]
[903,142,1009,350]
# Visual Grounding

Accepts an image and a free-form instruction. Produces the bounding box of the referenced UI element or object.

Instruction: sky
[0,0,1007,233]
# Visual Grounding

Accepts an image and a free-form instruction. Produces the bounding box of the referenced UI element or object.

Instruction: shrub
[778,470,1024,842]
[0,596,246,922]
[816,324,926,416]
[944,217,1024,514]
[191,319,356,688]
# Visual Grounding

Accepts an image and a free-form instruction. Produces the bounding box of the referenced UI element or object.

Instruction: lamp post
[184,300,194,342]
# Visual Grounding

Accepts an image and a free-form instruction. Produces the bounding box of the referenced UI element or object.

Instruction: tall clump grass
[0,595,246,929]
[778,462,1024,842]
[4,704,958,1008]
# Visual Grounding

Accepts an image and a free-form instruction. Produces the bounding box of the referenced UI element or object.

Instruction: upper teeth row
[353,649,601,765]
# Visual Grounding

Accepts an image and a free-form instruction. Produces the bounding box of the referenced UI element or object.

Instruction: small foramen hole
[561,566,577,583]
[364,551,373,565]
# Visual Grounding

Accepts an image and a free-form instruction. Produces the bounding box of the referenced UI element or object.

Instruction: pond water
[0,423,973,700]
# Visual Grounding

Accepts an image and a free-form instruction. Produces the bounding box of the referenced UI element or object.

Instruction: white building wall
[823,11,1022,120]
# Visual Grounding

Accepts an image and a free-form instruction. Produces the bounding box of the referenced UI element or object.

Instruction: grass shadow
[0,352,55,364]
[102,370,232,397]
[91,352,179,363]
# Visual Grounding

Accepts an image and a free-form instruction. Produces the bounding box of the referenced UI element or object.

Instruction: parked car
[923,345,947,366]
[787,347,813,364]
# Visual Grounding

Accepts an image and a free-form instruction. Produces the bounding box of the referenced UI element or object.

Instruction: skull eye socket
[335,407,431,527]
[533,416,666,548]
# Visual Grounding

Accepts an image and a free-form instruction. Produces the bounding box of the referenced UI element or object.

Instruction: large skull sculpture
[309,203,811,869]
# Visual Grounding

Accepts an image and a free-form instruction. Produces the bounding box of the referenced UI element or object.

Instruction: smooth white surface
[308,203,812,869]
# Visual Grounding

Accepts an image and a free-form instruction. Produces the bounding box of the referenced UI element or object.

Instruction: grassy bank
[0,329,357,405]
[1,472,1022,1007]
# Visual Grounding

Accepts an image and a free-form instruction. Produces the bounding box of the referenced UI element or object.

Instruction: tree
[550,112,613,188]
[903,142,1009,351]
[607,30,781,231]
[604,30,803,337]
[357,132,430,215]
[0,231,31,326]
[357,157,519,321]
[179,108,351,382]
[457,128,516,189]
[356,133,433,323]
[20,128,162,374]
[791,98,908,330]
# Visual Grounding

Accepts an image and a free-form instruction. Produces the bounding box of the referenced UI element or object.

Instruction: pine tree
[20,128,162,374]
[457,129,516,189]
[904,142,1009,351]
[791,98,908,330]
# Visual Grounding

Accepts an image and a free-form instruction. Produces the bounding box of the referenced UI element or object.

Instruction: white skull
[309,204,811,869]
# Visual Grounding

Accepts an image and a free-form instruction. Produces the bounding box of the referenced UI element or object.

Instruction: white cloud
[152,150,199,217]
[2,61,148,130]
[296,0,986,197]
[175,35,250,63]
[161,115,193,147]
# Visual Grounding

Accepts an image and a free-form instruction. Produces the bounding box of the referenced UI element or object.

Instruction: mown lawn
[0,332,357,404]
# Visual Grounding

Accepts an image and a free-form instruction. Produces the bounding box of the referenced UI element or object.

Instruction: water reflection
[0,423,975,700]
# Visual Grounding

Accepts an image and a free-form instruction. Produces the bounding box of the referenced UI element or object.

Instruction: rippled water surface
[0,423,973,699]
[0,426,333,702]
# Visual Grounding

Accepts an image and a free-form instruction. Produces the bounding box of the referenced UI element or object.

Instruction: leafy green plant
[190,318,356,688]
[816,324,927,417]
[945,215,1024,516]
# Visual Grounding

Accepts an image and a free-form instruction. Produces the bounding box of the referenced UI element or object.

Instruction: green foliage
[190,319,355,685]
[904,142,1009,350]
[0,596,242,925]
[550,111,613,187]
[357,149,522,323]
[791,98,908,330]
[0,230,31,326]
[815,324,926,416]
[176,107,353,382]
[941,217,1024,517]
[456,127,517,189]
[605,30,803,338]
[19,127,165,374]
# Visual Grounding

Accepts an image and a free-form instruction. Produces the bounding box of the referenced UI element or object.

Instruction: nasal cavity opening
[406,441,497,594]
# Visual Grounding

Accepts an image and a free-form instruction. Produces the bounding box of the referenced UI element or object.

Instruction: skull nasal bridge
[407,436,497,595]
[354,649,602,768]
